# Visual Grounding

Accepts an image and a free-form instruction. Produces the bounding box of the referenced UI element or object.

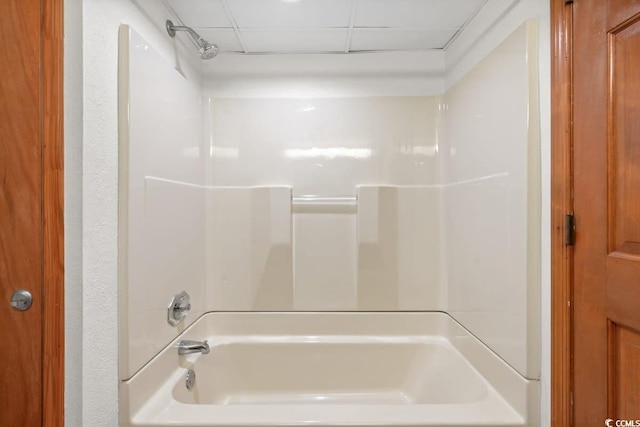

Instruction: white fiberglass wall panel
[442,21,540,379]
[357,186,443,310]
[206,97,440,191]
[206,187,293,310]
[293,201,358,310]
[205,97,443,311]
[119,27,206,380]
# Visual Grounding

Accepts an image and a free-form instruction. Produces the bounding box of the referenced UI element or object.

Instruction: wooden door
[574,0,640,423]
[0,0,64,425]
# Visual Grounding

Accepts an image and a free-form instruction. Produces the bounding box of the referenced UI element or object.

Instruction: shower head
[200,43,219,60]
[166,20,219,60]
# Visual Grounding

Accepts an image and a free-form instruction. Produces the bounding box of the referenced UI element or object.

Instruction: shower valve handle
[167,291,191,326]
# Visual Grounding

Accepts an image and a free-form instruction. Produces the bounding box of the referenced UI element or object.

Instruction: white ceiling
[164,0,487,54]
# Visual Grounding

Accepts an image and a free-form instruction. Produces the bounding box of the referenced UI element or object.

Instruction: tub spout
[178,340,210,355]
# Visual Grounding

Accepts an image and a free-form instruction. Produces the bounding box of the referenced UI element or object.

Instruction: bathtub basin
[122,312,537,426]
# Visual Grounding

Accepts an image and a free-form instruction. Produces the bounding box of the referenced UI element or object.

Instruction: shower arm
[166,21,208,49]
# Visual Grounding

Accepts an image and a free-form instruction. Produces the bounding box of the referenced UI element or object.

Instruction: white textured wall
[82,0,200,425]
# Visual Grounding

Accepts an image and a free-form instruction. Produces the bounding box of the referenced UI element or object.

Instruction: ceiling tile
[350,28,457,51]
[195,29,244,52]
[165,0,233,28]
[241,29,348,53]
[226,0,353,29]
[355,0,485,28]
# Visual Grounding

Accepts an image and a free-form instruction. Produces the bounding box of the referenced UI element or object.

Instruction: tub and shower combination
[118,1,542,425]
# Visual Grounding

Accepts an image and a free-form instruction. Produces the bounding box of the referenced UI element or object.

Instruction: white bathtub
[121,312,538,427]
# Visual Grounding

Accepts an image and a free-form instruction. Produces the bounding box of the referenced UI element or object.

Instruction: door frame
[42,0,64,425]
[551,0,573,424]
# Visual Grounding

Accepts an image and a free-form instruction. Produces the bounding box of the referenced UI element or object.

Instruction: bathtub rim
[120,311,538,426]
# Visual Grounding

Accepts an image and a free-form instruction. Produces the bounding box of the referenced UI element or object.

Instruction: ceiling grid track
[442,0,489,50]
[220,0,249,53]
[344,0,360,53]
[164,0,489,55]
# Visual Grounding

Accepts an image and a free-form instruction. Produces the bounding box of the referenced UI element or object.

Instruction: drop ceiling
[163,0,487,54]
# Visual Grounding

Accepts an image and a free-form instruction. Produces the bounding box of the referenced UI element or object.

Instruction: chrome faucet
[177,340,210,355]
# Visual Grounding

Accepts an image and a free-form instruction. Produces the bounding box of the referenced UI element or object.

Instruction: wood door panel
[608,12,640,257]
[607,0,640,30]
[573,0,640,422]
[610,324,640,418]
[0,0,43,425]
[608,257,640,334]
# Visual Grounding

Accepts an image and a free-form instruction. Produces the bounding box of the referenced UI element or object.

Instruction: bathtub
[121,312,538,427]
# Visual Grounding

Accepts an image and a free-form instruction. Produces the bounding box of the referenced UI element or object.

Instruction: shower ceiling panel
[163,0,487,54]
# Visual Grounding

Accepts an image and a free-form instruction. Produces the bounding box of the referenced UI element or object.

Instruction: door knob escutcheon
[11,289,32,311]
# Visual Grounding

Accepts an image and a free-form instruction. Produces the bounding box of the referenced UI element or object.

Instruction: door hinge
[565,214,576,246]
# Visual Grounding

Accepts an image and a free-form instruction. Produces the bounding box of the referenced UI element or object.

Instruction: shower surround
[119,13,540,427]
